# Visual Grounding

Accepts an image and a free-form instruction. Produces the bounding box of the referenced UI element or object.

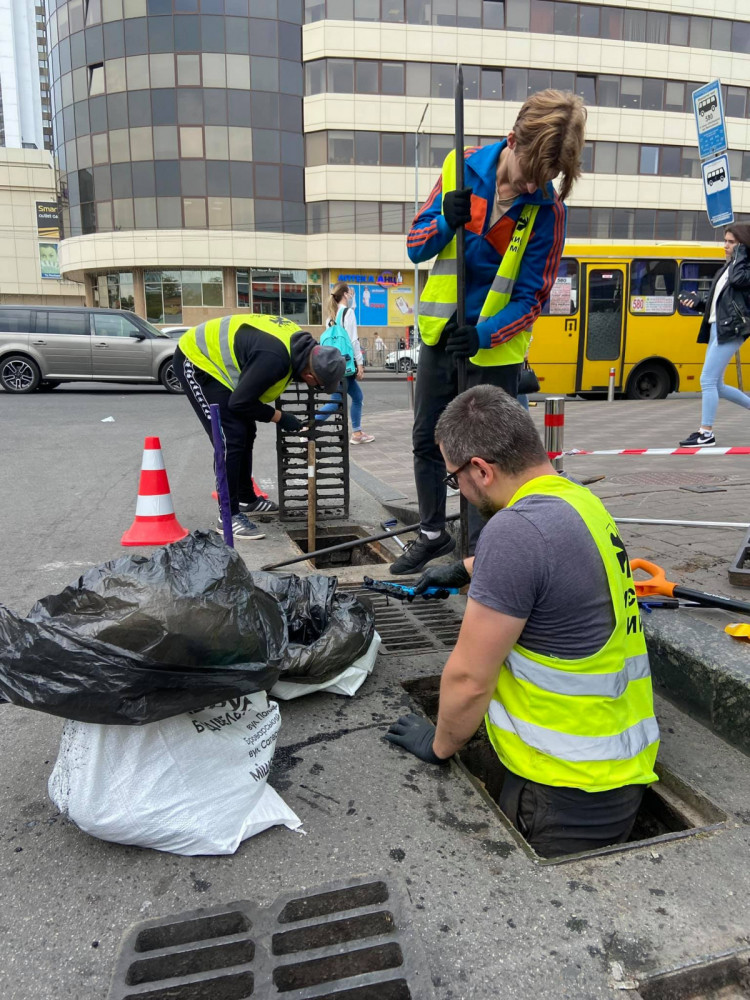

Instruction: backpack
[320,307,357,377]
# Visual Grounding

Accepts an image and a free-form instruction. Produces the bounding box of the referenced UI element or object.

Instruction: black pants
[412,342,520,549]
[498,770,645,858]
[173,348,259,516]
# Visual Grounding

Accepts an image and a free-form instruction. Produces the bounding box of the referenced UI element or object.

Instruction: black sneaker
[679,430,715,447]
[389,530,455,575]
[213,512,265,540]
[240,496,279,515]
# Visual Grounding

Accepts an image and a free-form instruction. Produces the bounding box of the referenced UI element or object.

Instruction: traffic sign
[692,80,728,159]
[701,153,734,228]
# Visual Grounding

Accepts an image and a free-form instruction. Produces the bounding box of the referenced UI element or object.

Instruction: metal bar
[673,585,750,616]
[381,519,406,550]
[307,387,316,559]
[209,403,233,548]
[544,397,565,473]
[454,63,469,560]
[261,513,461,571]
[413,102,428,348]
[607,366,616,402]
[616,518,750,529]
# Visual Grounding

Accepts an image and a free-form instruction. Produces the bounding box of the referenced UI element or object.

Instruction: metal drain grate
[108,877,432,999]
[340,586,463,656]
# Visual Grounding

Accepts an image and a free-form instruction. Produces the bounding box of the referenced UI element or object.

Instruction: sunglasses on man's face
[442,457,495,490]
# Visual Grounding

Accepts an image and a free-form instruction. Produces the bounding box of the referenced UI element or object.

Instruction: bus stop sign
[693,80,728,159]
[702,153,734,228]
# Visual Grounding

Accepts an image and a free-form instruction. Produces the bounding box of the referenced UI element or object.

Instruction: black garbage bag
[0,531,374,724]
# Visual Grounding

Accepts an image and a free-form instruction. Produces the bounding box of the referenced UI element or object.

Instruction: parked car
[384,346,420,372]
[161,325,190,338]
[0,306,183,394]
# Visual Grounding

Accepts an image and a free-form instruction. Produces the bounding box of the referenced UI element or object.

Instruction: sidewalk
[348,395,750,611]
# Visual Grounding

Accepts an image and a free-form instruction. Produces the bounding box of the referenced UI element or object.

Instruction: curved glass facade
[46,0,304,238]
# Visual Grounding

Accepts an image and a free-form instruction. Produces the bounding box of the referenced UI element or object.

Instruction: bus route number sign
[692,80,727,159]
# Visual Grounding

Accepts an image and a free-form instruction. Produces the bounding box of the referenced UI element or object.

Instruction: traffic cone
[212,478,268,502]
[121,437,189,546]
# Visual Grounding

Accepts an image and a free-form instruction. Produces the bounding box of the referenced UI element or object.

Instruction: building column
[84,273,96,306]
[223,267,236,313]
[133,268,146,319]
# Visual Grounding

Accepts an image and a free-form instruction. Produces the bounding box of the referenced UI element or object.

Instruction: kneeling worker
[386,385,659,857]
[174,315,345,540]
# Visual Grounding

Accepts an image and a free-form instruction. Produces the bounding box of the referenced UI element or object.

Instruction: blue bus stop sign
[702,153,734,228]
[693,80,728,159]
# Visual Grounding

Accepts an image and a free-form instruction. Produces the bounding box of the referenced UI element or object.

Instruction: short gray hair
[435,385,549,476]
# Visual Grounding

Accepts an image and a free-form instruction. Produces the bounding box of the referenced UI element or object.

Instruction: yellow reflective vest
[485,475,660,792]
[419,148,539,367]
[178,315,298,403]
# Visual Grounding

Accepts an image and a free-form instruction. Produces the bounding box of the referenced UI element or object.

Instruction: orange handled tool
[631,558,750,615]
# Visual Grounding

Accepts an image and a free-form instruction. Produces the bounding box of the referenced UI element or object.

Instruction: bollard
[607,367,616,402]
[544,397,565,472]
[407,371,415,410]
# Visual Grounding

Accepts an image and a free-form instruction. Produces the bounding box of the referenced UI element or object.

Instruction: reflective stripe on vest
[417,147,539,367]
[484,475,659,792]
[178,315,297,398]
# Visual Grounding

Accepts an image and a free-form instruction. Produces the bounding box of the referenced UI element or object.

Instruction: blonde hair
[327,281,350,325]
[512,89,587,202]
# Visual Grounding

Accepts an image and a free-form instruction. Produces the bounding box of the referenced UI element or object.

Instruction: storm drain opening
[403,675,727,866]
[635,949,750,999]
[338,586,463,655]
[287,526,389,569]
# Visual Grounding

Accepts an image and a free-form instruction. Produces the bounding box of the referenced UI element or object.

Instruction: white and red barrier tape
[548,447,750,458]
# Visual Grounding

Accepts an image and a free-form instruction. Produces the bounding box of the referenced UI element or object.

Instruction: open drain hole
[127,942,255,986]
[278,881,389,924]
[287,527,389,569]
[636,950,750,999]
[273,943,404,992]
[135,912,251,952]
[123,970,254,1000]
[403,675,727,864]
[273,912,395,956]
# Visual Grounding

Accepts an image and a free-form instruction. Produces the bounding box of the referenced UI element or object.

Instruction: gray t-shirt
[468,493,615,658]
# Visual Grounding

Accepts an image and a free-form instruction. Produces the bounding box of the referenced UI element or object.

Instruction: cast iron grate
[108,877,432,1000]
[277,383,349,522]
[635,948,750,999]
[339,586,463,656]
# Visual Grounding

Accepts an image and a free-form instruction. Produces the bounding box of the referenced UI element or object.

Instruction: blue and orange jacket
[407,140,567,351]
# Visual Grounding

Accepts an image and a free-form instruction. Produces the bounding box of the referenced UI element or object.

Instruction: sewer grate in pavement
[109,877,432,1000]
[338,586,463,656]
[403,674,728,866]
[635,948,750,999]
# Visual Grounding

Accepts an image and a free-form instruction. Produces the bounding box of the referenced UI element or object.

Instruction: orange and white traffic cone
[121,436,189,547]
[211,478,268,502]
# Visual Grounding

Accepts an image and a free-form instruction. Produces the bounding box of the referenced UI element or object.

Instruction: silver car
[0,306,183,394]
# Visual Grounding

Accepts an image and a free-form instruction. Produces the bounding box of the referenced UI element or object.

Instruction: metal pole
[413,102,428,349]
[544,397,565,473]
[209,403,234,548]
[454,63,469,559]
[407,370,415,409]
[607,366,616,402]
[307,387,316,559]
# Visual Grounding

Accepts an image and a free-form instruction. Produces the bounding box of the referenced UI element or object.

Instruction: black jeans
[498,770,645,858]
[173,348,260,516]
[412,342,520,549]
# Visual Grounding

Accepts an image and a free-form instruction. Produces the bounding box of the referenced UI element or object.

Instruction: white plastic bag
[271,632,381,700]
[48,692,301,855]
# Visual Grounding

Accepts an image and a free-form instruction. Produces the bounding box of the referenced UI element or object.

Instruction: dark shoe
[389,531,455,575]
[240,496,279,515]
[679,430,715,447]
[213,512,265,540]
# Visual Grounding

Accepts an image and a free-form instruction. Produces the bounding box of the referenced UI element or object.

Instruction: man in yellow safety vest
[392,89,587,575]
[174,315,345,540]
[386,385,659,858]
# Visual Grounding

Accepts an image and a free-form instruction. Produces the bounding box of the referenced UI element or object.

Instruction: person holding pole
[678,224,750,448]
[390,89,586,575]
[174,316,345,539]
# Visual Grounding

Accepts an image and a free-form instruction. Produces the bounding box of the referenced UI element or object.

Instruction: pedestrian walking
[174,315,345,539]
[391,89,587,575]
[679,224,750,448]
[319,282,375,445]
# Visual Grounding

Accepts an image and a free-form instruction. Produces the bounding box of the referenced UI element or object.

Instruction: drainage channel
[403,674,728,867]
[634,949,750,999]
[338,584,463,656]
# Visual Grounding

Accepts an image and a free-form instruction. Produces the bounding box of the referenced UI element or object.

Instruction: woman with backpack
[319,282,375,444]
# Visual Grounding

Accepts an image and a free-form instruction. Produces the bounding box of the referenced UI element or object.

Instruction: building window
[94,271,135,310]
[235,269,322,325]
[144,269,224,324]
[88,63,105,95]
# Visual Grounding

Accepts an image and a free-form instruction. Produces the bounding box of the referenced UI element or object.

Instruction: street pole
[455,64,469,559]
[413,102,428,349]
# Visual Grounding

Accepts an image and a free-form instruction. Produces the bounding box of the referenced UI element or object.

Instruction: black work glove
[277,411,304,432]
[443,187,473,230]
[414,561,471,596]
[385,714,449,765]
[445,324,480,358]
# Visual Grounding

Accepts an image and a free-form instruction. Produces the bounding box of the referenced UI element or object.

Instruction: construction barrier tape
[549,447,750,458]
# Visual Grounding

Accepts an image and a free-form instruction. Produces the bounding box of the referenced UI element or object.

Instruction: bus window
[629,258,677,315]
[678,260,724,315]
[541,258,578,315]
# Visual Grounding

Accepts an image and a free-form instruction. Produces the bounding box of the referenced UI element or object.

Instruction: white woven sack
[271,632,381,700]
[48,692,301,855]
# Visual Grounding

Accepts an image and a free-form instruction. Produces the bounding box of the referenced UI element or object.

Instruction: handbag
[518,363,540,395]
[729,296,750,341]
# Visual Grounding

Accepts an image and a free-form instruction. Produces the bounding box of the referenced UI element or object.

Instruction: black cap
[310,344,346,392]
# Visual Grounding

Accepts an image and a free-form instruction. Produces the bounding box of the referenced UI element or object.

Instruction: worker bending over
[174,315,345,540]
[387,385,659,857]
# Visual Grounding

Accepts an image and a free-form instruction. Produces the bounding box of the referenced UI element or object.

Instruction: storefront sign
[36,201,60,239]
[333,271,413,326]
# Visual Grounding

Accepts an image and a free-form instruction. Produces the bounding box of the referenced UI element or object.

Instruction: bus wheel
[626,363,670,400]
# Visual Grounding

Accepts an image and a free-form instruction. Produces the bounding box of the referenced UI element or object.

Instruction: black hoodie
[225,326,317,421]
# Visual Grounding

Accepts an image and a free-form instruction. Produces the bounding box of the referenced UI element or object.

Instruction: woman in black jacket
[679,223,750,447]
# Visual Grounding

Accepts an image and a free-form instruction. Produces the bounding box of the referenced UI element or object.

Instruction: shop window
[629,259,676,315]
[678,261,723,316]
